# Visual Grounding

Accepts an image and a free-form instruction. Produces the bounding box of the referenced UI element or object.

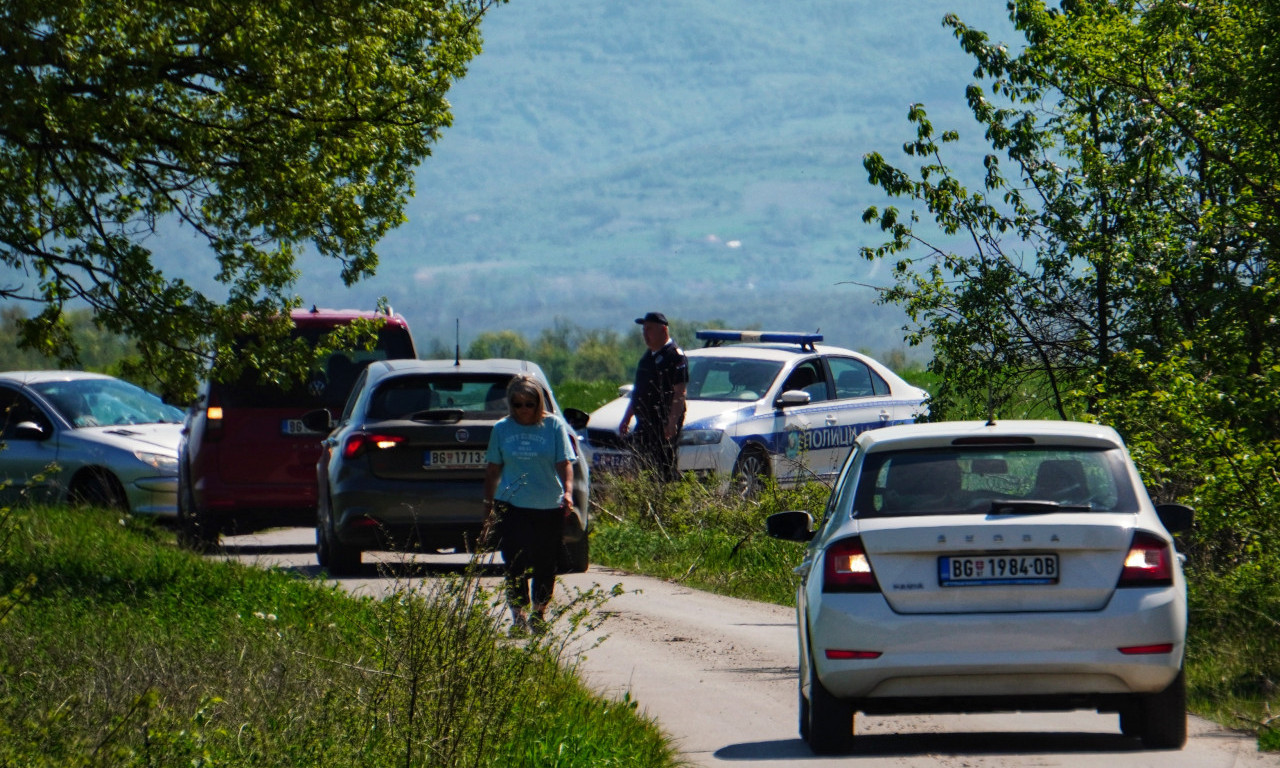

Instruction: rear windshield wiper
[989,500,1093,515]
[407,408,465,423]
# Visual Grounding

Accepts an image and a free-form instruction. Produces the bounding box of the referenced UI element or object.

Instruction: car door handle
[879,409,891,422]
[825,415,838,425]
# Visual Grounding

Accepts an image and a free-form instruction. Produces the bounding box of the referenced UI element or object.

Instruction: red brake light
[342,432,405,459]
[822,536,880,593]
[825,649,882,660]
[1117,531,1174,587]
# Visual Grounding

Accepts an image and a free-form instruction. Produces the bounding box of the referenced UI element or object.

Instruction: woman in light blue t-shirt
[483,374,576,635]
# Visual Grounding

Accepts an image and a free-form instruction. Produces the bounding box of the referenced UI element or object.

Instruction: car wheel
[798,684,811,741]
[557,532,590,574]
[1118,703,1142,738]
[315,505,361,576]
[69,469,127,511]
[733,447,770,498]
[805,663,855,755]
[1139,668,1187,749]
[177,466,220,552]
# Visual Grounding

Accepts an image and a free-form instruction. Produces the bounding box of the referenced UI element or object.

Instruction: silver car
[767,419,1193,754]
[0,371,184,516]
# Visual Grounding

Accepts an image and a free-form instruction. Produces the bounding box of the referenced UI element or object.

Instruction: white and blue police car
[581,330,930,490]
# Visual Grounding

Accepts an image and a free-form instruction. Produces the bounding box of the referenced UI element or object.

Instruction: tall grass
[590,471,826,605]
[0,504,680,768]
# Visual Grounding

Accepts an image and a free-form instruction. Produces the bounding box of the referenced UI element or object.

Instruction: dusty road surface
[220,528,1278,768]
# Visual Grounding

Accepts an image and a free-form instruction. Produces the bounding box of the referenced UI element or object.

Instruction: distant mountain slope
[353,0,1018,354]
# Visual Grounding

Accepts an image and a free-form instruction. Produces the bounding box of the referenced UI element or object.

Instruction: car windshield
[853,446,1140,518]
[686,357,784,401]
[33,379,184,428]
[368,374,545,420]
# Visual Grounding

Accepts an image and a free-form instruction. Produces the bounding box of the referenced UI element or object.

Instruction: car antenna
[454,318,461,367]
[985,380,997,426]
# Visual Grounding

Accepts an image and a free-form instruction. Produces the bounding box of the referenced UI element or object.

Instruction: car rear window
[369,374,543,420]
[212,323,414,410]
[853,447,1140,518]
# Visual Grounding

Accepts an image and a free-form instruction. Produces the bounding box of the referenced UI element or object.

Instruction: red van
[177,307,416,548]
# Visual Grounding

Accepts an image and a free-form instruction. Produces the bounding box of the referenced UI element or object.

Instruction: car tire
[733,447,770,498]
[69,469,127,511]
[805,663,855,755]
[558,532,590,574]
[1139,668,1187,749]
[176,466,220,552]
[315,507,361,576]
[1118,704,1142,738]
[798,684,811,741]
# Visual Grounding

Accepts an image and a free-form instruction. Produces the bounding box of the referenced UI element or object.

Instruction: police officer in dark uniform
[620,312,688,481]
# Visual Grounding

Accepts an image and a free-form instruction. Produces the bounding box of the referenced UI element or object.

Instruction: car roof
[0,370,116,385]
[290,306,410,327]
[687,342,865,363]
[857,420,1125,453]
[369,358,549,379]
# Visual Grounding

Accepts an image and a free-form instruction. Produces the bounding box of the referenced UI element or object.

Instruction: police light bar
[696,330,823,349]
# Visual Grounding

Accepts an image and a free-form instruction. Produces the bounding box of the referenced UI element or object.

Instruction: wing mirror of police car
[766,510,815,542]
[774,390,811,409]
[563,408,590,431]
[300,408,333,434]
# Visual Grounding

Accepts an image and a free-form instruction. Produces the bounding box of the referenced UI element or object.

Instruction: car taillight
[342,432,405,459]
[1117,531,1174,587]
[203,405,224,440]
[823,536,880,593]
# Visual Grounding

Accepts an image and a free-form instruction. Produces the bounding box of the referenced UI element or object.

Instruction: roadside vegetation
[0,503,680,768]
[588,470,1279,752]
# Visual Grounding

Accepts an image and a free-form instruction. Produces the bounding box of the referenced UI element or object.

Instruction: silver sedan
[0,371,184,516]
[768,419,1193,754]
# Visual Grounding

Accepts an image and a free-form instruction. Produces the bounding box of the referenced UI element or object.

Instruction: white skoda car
[766,420,1192,754]
[581,330,929,489]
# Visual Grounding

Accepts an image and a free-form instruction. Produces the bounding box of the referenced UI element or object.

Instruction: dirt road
[221,528,1277,768]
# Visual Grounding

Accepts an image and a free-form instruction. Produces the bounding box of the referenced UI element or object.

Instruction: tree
[859,0,1280,575]
[467,330,530,361]
[861,0,1279,427]
[0,0,503,398]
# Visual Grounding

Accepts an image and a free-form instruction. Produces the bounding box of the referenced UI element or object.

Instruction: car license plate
[423,450,487,469]
[281,418,323,436]
[592,451,633,471]
[938,553,1059,586]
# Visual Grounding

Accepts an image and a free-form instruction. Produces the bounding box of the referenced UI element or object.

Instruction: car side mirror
[1155,503,1194,534]
[14,421,48,441]
[563,408,590,431]
[766,510,815,542]
[301,408,334,434]
[774,390,811,409]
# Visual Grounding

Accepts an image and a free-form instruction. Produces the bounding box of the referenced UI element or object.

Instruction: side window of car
[782,360,828,402]
[340,369,369,423]
[818,444,860,530]
[829,357,877,399]
[0,388,50,440]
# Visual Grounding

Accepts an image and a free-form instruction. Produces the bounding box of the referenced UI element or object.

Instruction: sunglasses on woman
[511,400,538,409]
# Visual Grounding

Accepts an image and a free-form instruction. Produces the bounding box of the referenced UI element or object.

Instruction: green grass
[589,472,1280,751]
[0,504,680,768]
